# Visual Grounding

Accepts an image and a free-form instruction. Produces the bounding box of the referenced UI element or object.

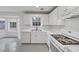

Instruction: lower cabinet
[21,31,48,43]
[21,32,31,43]
[31,31,48,43]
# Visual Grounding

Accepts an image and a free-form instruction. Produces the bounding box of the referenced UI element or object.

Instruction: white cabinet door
[71,7,79,15]
[21,32,31,43]
[57,6,79,18]
[49,8,58,25]
[31,31,48,43]
[42,14,49,25]
[56,19,64,25]
[49,7,65,25]
[57,6,68,18]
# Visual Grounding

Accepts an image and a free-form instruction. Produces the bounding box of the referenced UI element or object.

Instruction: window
[32,21,41,26]
[10,22,16,28]
[0,21,5,29]
[32,17,41,26]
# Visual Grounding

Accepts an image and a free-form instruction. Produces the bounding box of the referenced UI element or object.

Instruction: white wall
[43,25,64,34]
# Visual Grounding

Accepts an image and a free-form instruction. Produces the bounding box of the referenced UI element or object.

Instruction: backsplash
[43,25,64,33]
[63,18,79,32]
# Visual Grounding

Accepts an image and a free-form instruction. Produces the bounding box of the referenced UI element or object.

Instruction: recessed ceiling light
[36,6,39,8]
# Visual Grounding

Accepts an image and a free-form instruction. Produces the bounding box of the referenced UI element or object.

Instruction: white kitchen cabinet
[49,6,79,25]
[31,31,48,43]
[49,8,58,25]
[21,32,31,43]
[57,6,79,18]
[49,7,64,25]
[42,14,49,25]
[57,6,67,18]
[56,19,64,25]
[70,7,79,15]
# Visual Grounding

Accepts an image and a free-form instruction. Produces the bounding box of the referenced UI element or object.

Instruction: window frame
[32,16,41,26]
[10,22,17,29]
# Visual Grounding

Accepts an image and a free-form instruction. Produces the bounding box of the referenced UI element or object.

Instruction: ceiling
[0,6,57,14]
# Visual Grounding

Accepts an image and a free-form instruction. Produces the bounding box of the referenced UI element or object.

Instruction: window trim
[32,16,41,26]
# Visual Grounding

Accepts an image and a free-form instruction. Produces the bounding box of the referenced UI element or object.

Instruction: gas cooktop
[51,34,79,45]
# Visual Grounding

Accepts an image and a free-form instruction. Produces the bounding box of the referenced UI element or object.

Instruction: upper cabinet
[70,7,79,15]
[49,7,64,25]
[49,6,79,25]
[57,6,79,19]
[42,14,49,25]
[57,6,67,18]
[49,8,58,25]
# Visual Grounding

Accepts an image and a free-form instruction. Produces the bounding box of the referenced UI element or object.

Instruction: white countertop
[62,30,79,38]
[67,45,79,52]
[61,30,79,42]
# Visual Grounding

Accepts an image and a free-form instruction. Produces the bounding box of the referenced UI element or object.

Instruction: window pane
[32,22,41,26]
[10,22,16,28]
[32,17,40,22]
[32,16,41,26]
[32,17,37,21]
[0,21,5,29]
[32,22,36,26]
[36,17,40,21]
